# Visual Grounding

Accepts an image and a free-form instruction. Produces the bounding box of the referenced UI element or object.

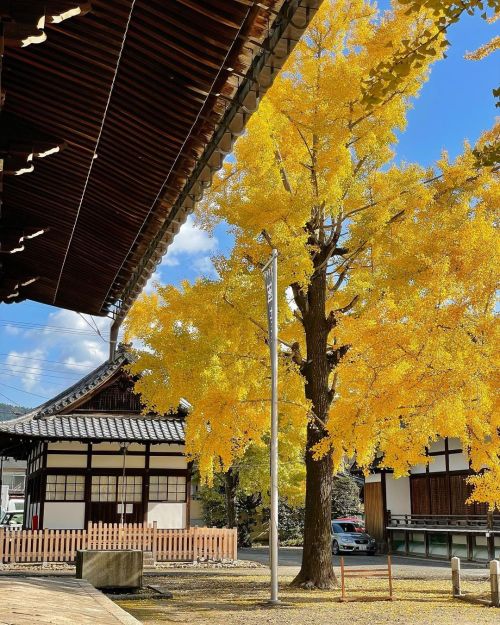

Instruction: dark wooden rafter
[0,1,91,49]
[0,3,88,303]
[0,1,323,314]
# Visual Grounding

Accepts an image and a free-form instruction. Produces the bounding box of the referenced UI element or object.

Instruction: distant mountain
[0,403,29,421]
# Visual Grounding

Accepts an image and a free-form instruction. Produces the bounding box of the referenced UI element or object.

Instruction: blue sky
[1,9,498,409]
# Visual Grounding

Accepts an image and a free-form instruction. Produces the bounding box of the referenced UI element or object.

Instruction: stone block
[76,550,143,589]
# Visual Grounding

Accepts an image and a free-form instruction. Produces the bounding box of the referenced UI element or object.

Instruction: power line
[77,313,106,342]
[0,370,79,383]
[0,389,19,405]
[0,353,93,368]
[0,362,87,378]
[0,381,49,399]
[0,319,109,337]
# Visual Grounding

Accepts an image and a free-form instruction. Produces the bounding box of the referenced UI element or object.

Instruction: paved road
[239,547,489,579]
[0,576,140,625]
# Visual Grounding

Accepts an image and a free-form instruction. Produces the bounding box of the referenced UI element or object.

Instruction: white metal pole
[269,248,279,604]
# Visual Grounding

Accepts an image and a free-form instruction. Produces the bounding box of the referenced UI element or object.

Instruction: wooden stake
[388,555,393,600]
[340,557,346,601]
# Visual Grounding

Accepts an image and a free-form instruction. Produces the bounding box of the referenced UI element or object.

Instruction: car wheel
[332,540,340,555]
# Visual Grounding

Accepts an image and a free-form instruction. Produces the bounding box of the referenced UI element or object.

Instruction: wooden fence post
[192,526,197,562]
[152,522,157,563]
[451,557,461,598]
[490,560,500,608]
[340,556,346,602]
[42,528,48,563]
[387,555,393,600]
[233,527,238,561]
[0,528,4,565]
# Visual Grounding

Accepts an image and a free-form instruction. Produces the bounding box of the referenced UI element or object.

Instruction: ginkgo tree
[126,0,499,588]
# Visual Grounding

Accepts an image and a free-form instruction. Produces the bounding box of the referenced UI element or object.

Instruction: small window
[46,474,84,501]
[118,476,142,503]
[149,475,186,502]
[91,475,117,502]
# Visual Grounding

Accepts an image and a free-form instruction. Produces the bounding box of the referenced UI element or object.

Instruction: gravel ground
[117,572,499,625]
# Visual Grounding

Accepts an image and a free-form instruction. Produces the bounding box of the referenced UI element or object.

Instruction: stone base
[76,550,143,589]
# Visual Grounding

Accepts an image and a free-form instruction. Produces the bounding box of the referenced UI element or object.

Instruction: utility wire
[0,320,103,336]
[77,313,106,342]
[0,370,80,383]
[0,389,19,405]
[0,381,49,399]
[0,362,88,377]
[0,353,92,368]
[0,362,84,378]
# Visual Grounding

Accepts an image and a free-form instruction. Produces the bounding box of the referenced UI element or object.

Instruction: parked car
[0,511,23,529]
[331,520,376,555]
[334,516,365,533]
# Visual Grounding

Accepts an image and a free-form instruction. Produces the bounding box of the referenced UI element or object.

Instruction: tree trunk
[291,268,337,588]
[224,468,239,529]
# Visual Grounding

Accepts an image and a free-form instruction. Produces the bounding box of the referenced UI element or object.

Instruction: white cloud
[4,325,21,336]
[6,349,46,392]
[3,310,110,398]
[192,255,217,278]
[160,215,217,267]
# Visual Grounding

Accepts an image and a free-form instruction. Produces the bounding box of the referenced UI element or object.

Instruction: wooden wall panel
[410,476,430,515]
[364,482,384,542]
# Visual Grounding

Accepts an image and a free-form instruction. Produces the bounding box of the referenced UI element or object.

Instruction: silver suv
[332,521,376,555]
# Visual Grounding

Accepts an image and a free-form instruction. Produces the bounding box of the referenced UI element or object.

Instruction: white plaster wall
[151,444,184,454]
[91,454,145,469]
[147,503,186,529]
[365,473,381,483]
[149,456,187,470]
[411,464,427,474]
[385,475,411,515]
[92,443,121,452]
[48,442,87,452]
[47,454,87,468]
[448,438,463,451]
[43,502,85,529]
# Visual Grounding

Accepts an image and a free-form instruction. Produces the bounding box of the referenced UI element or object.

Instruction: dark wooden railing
[388,513,499,531]
[386,512,499,562]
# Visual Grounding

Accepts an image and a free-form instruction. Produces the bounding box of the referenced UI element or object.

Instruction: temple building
[0,346,202,530]
[364,438,500,562]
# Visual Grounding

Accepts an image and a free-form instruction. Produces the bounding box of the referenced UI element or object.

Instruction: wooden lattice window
[149,475,186,502]
[46,474,85,501]
[117,475,143,502]
[91,475,117,502]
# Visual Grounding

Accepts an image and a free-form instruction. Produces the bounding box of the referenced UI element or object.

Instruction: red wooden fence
[0,523,238,564]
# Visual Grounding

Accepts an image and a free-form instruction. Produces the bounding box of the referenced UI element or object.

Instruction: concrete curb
[75,579,142,625]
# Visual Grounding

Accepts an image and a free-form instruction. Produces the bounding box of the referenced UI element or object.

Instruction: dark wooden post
[487,512,495,562]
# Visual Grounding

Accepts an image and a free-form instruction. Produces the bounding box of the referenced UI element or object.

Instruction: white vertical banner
[262,248,279,604]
